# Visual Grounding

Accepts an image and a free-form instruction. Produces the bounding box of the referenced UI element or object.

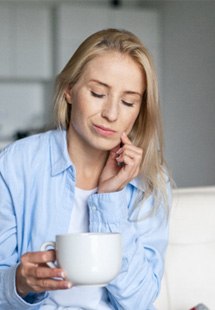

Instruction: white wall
[161,1,215,187]
[0,2,52,147]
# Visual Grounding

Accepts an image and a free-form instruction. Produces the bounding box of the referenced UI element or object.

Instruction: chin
[93,140,120,151]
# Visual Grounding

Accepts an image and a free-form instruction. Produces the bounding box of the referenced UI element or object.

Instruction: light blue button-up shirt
[0,129,171,310]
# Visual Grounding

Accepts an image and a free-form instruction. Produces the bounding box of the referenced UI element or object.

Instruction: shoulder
[0,130,55,176]
[1,130,53,156]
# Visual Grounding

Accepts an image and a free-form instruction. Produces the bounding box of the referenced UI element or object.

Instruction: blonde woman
[0,29,172,309]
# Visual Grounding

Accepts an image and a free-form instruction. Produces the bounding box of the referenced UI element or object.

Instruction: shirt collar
[130,177,146,192]
[50,129,74,176]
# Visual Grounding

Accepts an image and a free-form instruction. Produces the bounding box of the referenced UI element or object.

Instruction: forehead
[80,51,145,91]
[83,51,141,74]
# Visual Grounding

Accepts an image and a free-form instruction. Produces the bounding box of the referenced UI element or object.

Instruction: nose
[101,97,119,122]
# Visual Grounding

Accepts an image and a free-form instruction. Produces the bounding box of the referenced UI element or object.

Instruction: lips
[93,124,116,137]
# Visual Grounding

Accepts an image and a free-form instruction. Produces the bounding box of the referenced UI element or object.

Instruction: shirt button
[91,205,97,211]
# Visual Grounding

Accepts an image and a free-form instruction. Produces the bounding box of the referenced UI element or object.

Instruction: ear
[64,86,73,104]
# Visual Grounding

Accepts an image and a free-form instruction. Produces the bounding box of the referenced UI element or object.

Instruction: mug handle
[40,241,58,268]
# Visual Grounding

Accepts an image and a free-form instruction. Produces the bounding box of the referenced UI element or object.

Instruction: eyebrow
[89,79,142,97]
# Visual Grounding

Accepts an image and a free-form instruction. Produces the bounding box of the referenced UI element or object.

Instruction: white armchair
[155,186,215,310]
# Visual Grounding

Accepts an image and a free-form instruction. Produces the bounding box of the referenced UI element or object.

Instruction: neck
[66,129,108,190]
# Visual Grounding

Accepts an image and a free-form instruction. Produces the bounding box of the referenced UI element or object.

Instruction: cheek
[69,103,85,131]
[70,95,86,120]
[123,111,140,132]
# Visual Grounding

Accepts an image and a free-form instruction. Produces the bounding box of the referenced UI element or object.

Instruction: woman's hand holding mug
[16,250,71,297]
[16,232,121,297]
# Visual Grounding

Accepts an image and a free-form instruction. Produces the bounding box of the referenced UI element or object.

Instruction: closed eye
[122,100,134,107]
[91,91,105,98]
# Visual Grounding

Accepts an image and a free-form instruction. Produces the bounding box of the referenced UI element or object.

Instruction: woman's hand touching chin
[98,132,143,193]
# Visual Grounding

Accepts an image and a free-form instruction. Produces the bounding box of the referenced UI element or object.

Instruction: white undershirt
[68,187,96,233]
[43,187,112,309]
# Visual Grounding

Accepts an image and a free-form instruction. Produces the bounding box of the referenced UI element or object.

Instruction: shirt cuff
[88,187,128,224]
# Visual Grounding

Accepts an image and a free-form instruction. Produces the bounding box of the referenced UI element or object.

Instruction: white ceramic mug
[41,232,122,286]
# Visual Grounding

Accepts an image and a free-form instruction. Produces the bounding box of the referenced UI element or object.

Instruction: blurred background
[0,0,215,188]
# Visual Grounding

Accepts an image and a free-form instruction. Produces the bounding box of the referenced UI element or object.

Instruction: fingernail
[67,282,72,288]
[116,148,122,154]
[61,271,65,278]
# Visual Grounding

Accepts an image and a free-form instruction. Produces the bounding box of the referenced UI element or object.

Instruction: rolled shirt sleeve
[0,149,48,309]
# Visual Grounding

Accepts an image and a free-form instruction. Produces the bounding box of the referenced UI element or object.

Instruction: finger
[109,144,121,162]
[120,156,135,168]
[123,144,143,155]
[117,143,143,156]
[28,265,65,279]
[116,149,142,165]
[28,277,72,292]
[37,278,72,291]
[103,145,123,171]
[119,134,143,158]
[117,152,141,176]
[120,154,141,170]
[22,250,56,265]
[117,147,142,160]
[39,279,72,291]
[120,132,132,145]
[117,161,140,181]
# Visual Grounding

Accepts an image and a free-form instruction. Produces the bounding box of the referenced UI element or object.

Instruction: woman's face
[65,51,145,151]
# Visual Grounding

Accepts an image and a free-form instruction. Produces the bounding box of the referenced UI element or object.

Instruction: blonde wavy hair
[54,28,170,214]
